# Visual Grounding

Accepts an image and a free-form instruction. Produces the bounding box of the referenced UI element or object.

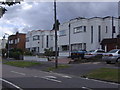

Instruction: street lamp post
[5,33,10,59]
[68,23,71,57]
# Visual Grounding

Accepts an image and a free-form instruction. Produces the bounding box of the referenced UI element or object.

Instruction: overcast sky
[0,1,119,39]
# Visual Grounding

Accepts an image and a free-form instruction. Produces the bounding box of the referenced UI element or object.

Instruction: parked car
[71,50,87,59]
[84,49,105,59]
[102,49,120,64]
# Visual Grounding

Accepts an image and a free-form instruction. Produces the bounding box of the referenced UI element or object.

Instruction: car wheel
[106,61,111,64]
[116,58,120,63]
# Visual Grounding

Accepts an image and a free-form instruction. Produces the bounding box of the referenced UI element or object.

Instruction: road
[2,64,120,89]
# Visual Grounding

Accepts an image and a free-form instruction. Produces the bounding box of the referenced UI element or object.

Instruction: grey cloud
[0,2,118,35]
[57,2,118,23]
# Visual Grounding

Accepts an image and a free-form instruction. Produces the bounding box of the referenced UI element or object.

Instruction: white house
[26,30,59,54]
[59,16,120,56]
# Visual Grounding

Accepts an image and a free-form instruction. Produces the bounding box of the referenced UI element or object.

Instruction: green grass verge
[83,68,120,83]
[4,61,41,67]
[45,64,70,71]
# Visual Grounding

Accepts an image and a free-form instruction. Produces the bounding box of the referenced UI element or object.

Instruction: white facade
[59,16,120,56]
[26,30,58,54]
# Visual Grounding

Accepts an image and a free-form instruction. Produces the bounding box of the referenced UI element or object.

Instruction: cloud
[57,2,118,22]
[0,2,118,39]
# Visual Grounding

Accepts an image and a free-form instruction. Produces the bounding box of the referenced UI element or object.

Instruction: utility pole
[54,0,58,68]
[112,16,114,38]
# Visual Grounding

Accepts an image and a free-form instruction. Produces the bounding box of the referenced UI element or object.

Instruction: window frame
[73,26,86,34]
[33,35,40,41]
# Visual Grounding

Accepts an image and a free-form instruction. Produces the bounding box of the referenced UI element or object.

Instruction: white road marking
[41,77,62,83]
[0,78,23,90]
[61,75,72,78]
[11,71,26,76]
[44,76,57,79]
[82,86,92,90]
[34,76,39,78]
[49,72,72,78]
[39,71,72,78]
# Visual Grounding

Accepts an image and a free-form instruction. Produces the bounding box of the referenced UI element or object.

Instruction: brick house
[8,32,26,51]
[101,38,120,52]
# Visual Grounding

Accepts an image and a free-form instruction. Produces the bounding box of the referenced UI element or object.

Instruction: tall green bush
[9,48,23,60]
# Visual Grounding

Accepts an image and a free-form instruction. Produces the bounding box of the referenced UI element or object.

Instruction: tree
[52,19,60,30]
[0,6,7,18]
[0,0,22,17]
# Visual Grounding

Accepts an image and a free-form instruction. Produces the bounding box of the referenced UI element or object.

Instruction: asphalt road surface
[2,64,120,89]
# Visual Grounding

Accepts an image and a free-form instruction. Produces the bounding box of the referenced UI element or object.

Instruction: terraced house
[59,16,120,56]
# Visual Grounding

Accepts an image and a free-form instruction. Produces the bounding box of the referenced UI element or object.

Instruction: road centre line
[0,78,23,90]
[11,71,26,76]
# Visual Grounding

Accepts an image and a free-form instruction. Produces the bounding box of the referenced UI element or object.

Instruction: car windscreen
[108,49,118,53]
[96,50,105,53]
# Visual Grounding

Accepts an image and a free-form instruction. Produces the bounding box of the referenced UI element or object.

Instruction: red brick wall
[8,33,26,51]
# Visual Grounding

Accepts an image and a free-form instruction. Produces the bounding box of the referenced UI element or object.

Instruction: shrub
[24,50,33,56]
[9,48,23,60]
[2,49,7,58]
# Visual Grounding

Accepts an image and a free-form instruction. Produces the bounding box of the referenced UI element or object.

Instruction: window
[9,40,14,44]
[83,26,86,32]
[96,50,105,53]
[118,51,120,54]
[83,43,86,50]
[15,39,17,44]
[61,45,69,51]
[98,25,101,42]
[42,35,44,48]
[106,26,108,33]
[33,35,40,40]
[71,43,82,51]
[37,47,39,52]
[46,35,49,48]
[26,37,29,42]
[91,26,93,43]
[59,30,66,36]
[112,26,116,33]
[108,49,118,53]
[74,26,86,33]
[32,47,36,52]
[17,38,20,43]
